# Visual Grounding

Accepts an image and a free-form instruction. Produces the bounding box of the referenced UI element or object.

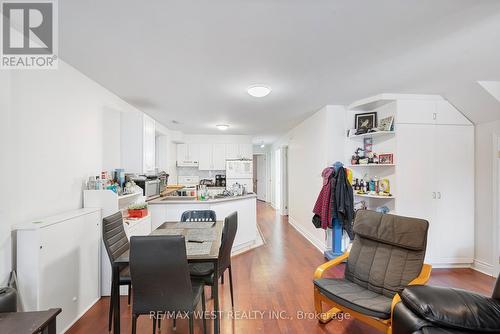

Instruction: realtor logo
[1,0,58,69]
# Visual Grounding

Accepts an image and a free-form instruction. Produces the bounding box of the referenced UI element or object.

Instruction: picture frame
[378,153,393,165]
[354,112,377,131]
[378,115,394,131]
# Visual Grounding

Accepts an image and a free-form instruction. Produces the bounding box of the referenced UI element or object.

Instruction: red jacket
[313,167,334,229]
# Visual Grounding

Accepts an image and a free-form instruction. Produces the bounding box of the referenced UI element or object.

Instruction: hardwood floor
[67,202,497,334]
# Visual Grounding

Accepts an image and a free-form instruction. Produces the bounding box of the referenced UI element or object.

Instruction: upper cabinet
[199,144,226,170]
[226,143,252,160]
[396,99,471,125]
[121,112,156,174]
[177,143,200,167]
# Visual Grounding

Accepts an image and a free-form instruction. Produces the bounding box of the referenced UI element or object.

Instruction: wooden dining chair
[102,212,132,332]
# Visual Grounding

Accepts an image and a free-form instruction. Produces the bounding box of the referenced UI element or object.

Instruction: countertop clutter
[149,193,257,205]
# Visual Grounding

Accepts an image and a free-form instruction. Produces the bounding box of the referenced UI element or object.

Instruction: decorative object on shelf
[379,178,390,194]
[128,202,148,218]
[363,137,373,153]
[355,112,377,135]
[377,115,394,131]
[378,153,394,164]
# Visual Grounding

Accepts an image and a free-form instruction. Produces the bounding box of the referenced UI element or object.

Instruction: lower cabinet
[396,123,474,266]
[16,209,101,334]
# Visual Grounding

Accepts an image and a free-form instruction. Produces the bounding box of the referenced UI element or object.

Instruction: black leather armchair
[393,276,500,334]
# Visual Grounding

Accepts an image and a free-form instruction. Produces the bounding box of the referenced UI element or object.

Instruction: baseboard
[232,226,265,257]
[63,296,100,334]
[472,259,495,276]
[288,216,326,254]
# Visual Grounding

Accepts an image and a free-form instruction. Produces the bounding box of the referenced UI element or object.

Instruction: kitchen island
[148,194,259,254]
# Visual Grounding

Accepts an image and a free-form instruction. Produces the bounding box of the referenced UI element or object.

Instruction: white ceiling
[59,0,500,143]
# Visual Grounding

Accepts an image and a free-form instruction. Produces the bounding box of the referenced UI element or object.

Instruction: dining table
[112,220,224,334]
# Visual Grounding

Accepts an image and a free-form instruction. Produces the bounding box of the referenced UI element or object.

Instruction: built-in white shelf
[348,164,395,168]
[354,193,395,199]
[348,131,395,140]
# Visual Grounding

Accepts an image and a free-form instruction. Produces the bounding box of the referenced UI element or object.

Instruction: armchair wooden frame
[313,252,432,334]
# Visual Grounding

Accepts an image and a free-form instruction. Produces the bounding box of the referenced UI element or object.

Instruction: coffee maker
[215,174,226,187]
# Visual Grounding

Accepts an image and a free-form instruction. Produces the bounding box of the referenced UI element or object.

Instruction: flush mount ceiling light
[247,85,271,98]
[260,143,265,148]
[216,124,229,131]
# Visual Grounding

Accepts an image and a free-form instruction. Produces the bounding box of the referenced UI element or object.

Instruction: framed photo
[378,115,394,131]
[363,137,373,153]
[378,153,393,165]
[355,112,377,131]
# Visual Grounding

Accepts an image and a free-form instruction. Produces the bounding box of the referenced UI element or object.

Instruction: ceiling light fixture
[216,124,229,131]
[247,85,271,98]
[260,143,265,148]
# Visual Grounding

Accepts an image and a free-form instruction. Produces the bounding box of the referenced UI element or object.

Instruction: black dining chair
[181,210,217,222]
[102,212,132,332]
[189,212,238,308]
[130,235,206,334]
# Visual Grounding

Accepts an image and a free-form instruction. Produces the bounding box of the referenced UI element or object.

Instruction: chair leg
[152,316,157,334]
[210,284,214,299]
[228,265,235,309]
[158,318,161,331]
[128,284,132,305]
[221,271,224,284]
[202,288,207,334]
[188,312,194,334]
[132,314,138,334]
[108,275,115,332]
[173,317,176,331]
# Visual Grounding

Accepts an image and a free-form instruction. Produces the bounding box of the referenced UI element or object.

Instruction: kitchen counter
[148,193,258,254]
[148,193,257,204]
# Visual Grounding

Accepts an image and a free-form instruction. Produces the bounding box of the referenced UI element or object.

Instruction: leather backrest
[345,210,429,298]
[493,275,500,300]
[102,212,129,265]
[181,210,217,222]
[130,235,194,314]
[218,212,238,273]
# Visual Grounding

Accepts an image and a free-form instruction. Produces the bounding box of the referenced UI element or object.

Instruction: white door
[396,99,436,125]
[396,123,437,262]
[198,143,212,170]
[274,149,281,211]
[434,125,474,265]
[435,101,471,125]
[212,144,226,170]
[256,155,267,201]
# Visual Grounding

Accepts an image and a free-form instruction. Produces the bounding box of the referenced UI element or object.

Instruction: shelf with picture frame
[346,98,397,213]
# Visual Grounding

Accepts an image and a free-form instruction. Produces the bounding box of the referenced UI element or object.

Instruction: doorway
[274,149,281,210]
[274,146,289,215]
[253,154,267,201]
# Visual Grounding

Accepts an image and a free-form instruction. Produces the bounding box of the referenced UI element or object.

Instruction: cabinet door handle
[437,192,441,199]
[433,112,437,120]
[432,192,436,199]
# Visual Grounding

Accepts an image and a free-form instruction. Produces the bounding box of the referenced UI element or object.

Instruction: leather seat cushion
[314,278,392,319]
[189,263,215,277]
[401,285,500,332]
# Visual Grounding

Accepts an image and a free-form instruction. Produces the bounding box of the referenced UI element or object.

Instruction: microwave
[134,179,160,199]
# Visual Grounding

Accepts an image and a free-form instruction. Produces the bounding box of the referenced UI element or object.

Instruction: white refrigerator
[226,159,253,193]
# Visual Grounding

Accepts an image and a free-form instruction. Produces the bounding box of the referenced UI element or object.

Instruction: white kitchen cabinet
[434,100,471,125]
[198,143,212,170]
[199,143,227,170]
[239,144,253,159]
[143,114,156,173]
[121,112,156,174]
[213,144,226,169]
[225,143,239,159]
[177,143,200,166]
[396,122,474,266]
[124,215,152,239]
[225,143,253,160]
[16,209,101,334]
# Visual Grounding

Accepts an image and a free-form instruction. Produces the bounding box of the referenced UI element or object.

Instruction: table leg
[113,265,121,334]
[213,260,219,334]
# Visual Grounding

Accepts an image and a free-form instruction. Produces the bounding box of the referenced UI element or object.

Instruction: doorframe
[494,134,500,276]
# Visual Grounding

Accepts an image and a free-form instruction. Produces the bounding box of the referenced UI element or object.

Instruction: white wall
[0,61,149,284]
[271,105,346,252]
[474,120,500,276]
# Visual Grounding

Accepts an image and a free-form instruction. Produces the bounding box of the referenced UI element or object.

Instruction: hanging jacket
[331,167,355,239]
[312,167,335,229]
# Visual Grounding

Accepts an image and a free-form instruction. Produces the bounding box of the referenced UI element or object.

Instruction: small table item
[0,308,61,334]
